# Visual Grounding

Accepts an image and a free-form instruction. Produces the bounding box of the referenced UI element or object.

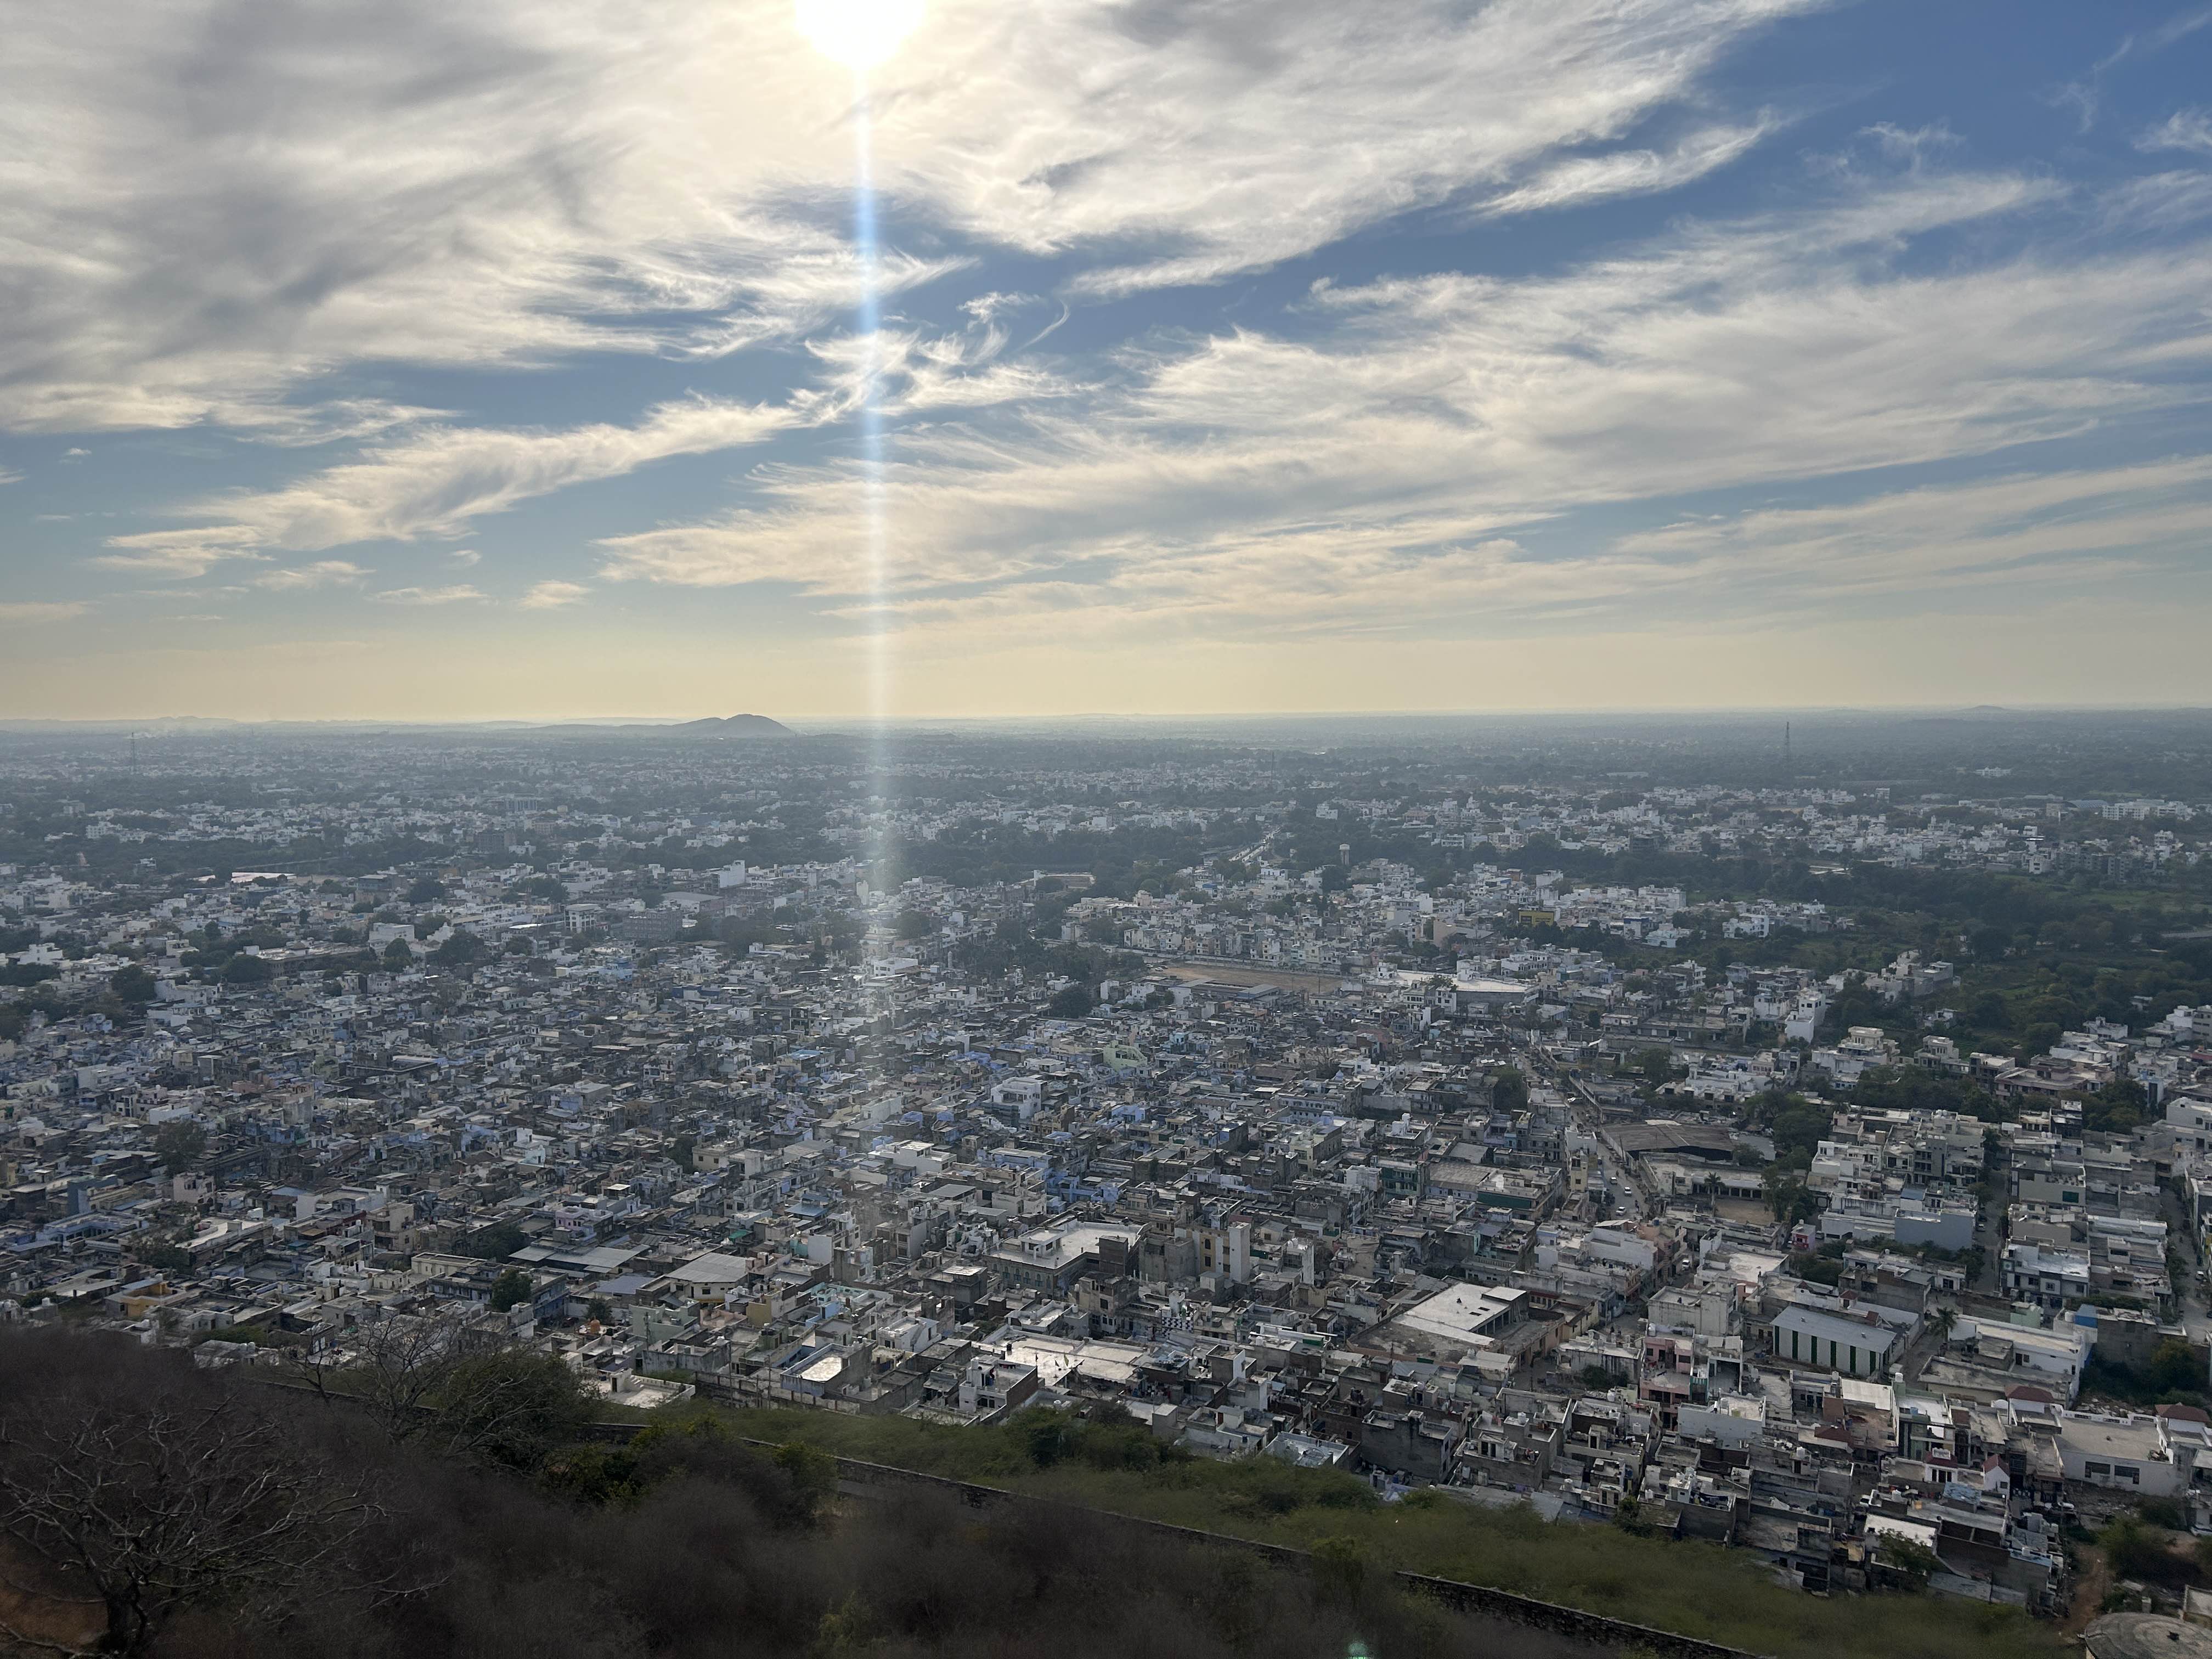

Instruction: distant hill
[662,714,793,737]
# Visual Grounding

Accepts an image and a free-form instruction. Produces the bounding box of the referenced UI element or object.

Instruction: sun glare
[794,0,925,71]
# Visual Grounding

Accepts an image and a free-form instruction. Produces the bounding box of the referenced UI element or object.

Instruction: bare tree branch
[283,1302,584,1468]
[0,1608,99,1659]
[0,1387,387,1656]
[286,1302,514,1445]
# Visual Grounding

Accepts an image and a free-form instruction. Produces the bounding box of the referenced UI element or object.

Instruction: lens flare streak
[800,0,924,1060]
[853,81,889,786]
[850,75,895,1039]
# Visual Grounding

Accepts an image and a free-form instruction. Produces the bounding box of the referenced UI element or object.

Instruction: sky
[3,0,2212,722]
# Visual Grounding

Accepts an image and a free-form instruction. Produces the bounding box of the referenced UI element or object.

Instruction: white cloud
[801,458,2212,650]
[0,469,20,485]
[0,4,966,434]
[2106,171,2212,232]
[0,601,92,624]
[234,400,454,449]
[2151,7,2212,50]
[1608,458,2212,616]
[153,395,792,555]
[94,526,268,578]
[371,584,487,605]
[0,0,1809,432]
[253,560,371,590]
[1471,119,1779,218]
[935,0,1818,297]
[805,315,1077,417]
[2139,108,2212,156]
[116,324,1063,560]
[601,166,2212,641]
[520,579,588,608]
[449,549,481,566]
[2051,12,2212,134]
[1859,122,1963,167]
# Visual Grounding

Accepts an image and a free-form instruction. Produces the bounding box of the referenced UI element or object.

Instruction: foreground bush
[0,1331,1575,1658]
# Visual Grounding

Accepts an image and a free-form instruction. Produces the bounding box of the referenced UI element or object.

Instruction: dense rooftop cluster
[7,710,2212,1630]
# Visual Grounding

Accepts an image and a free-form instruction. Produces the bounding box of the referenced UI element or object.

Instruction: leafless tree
[0,1391,383,1656]
[290,1303,585,1466]
[290,1303,490,1444]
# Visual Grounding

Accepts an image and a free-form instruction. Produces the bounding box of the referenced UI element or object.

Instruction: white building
[2003,1242,2091,1310]
[1771,1304,1898,1378]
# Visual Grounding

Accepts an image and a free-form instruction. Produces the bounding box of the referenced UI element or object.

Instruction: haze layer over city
[6,2,2212,1658]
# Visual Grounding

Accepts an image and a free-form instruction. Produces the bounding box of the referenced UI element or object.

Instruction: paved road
[2161,1183,2212,1345]
[1551,1064,1652,1224]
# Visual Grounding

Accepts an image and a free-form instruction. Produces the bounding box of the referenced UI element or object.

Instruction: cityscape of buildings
[6,713,2212,1628]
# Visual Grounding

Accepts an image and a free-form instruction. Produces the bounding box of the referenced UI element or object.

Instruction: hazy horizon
[7,701,2212,736]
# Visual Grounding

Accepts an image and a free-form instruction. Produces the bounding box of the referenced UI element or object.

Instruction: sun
[794,0,926,71]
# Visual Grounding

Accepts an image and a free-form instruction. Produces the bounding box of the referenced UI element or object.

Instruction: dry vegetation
[709,1405,2065,1659]
[0,1330,1592,1659]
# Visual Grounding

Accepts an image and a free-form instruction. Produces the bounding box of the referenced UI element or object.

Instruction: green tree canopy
[109,963,157,1004]
[2083,1077,2148,1134]
[151,1119,208,1172]
[1491,1067,1530,1114]
[218,952,274,985]
[432,928,489,968]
